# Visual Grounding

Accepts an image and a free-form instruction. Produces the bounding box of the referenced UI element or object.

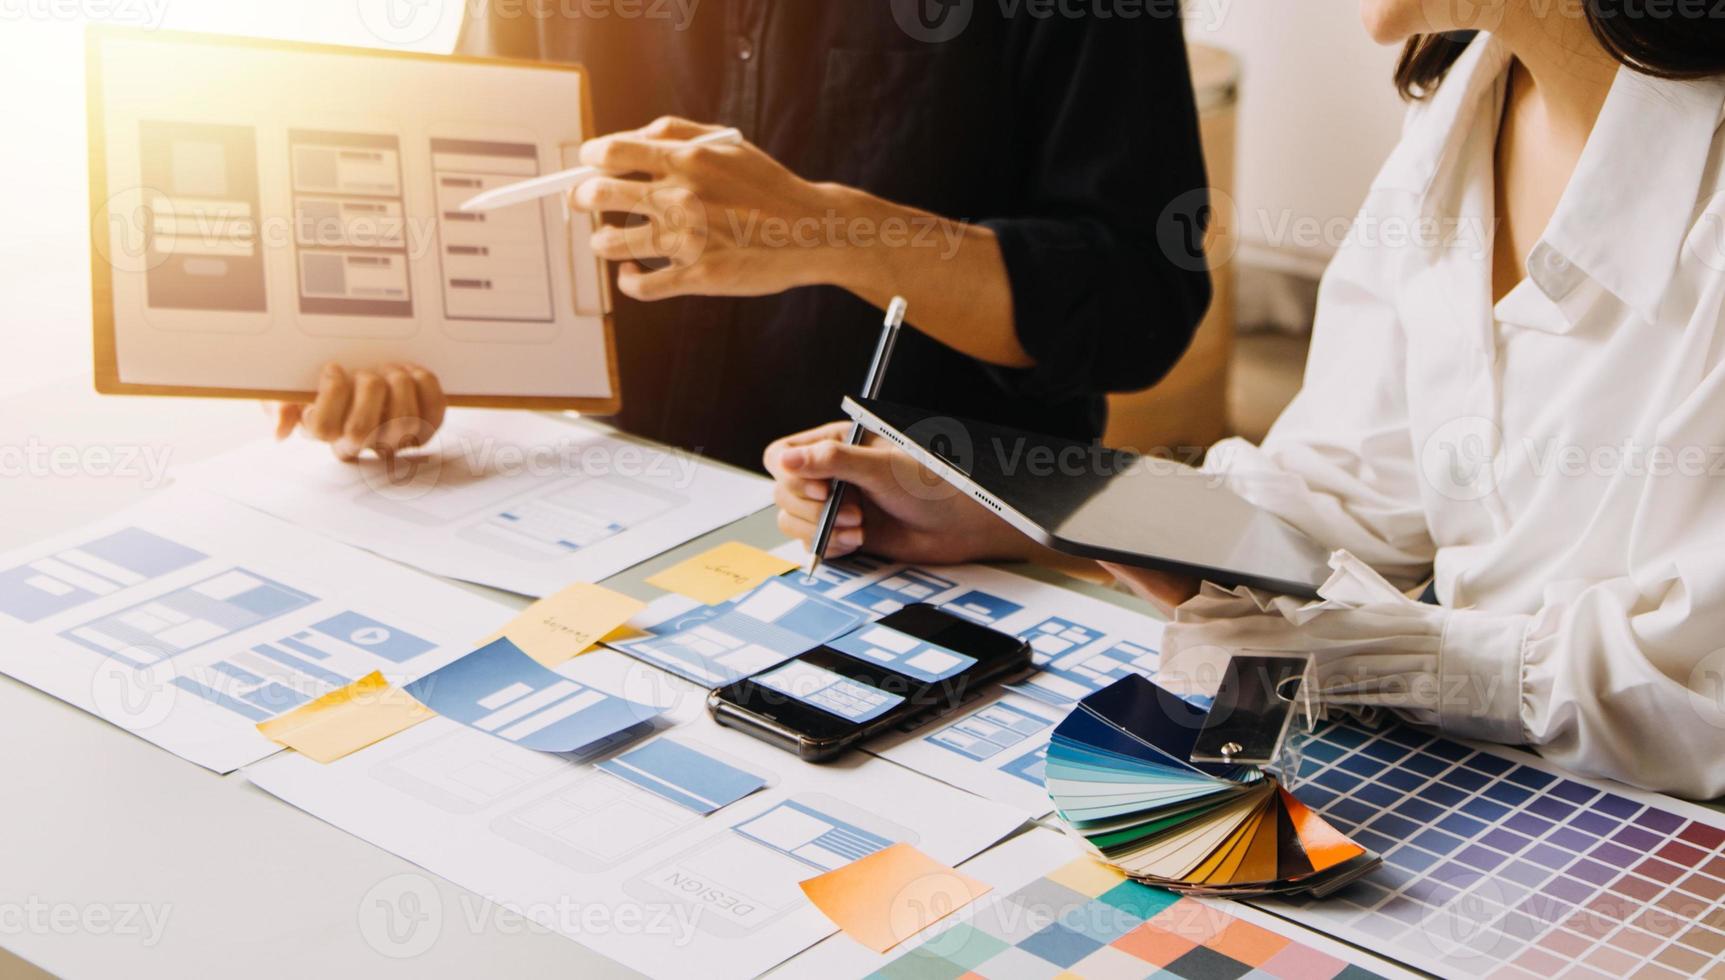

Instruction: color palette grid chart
[1265,719,1725,979]
[868,854,1389,980]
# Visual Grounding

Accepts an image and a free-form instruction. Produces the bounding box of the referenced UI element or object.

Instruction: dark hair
[1395,4,1725,101]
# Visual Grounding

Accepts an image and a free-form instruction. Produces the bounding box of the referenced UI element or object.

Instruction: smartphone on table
[707,603,1034,761]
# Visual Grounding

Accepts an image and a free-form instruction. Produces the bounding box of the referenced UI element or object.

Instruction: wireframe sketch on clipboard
[87,27,618,411]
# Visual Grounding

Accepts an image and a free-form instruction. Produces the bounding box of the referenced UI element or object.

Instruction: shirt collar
[1377,33,1725,326]
[1542,67,1725,323]
[1373,32,1511,199]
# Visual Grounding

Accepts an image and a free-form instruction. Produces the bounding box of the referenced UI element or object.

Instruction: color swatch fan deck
[1047,676,1379,898]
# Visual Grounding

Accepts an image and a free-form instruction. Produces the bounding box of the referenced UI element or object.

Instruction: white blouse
[1160,33,1725,799]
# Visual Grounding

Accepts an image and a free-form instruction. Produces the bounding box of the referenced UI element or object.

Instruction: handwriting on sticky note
[256,671,432,764]
[799,843,992,953]
[488,582,646,667]
[645,542,799,606]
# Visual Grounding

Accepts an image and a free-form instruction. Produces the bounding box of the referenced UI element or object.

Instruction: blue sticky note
[597,738,767,814]
[404,638,663,753]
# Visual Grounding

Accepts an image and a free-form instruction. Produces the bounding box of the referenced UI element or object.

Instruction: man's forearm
[815,185,1032,369]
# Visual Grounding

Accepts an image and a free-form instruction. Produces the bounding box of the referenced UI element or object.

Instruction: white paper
[91,31,613,401]
[0,490,515,772]
[615,551,1169,816]
[186,411,772,596]
[245,650,1029,980]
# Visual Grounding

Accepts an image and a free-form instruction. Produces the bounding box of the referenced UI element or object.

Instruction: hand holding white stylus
[457,127,744,213]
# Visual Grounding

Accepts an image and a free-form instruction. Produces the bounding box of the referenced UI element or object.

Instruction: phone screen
[753,658,907,724]
[710,603,1033,758]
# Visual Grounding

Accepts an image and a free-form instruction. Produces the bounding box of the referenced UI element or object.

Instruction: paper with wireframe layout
[0,489,511,773]
[244,649,1029,980]
[614,548,1173,816]
[184,411,773,597]
[596,736,767,814]
[88,27,617,408]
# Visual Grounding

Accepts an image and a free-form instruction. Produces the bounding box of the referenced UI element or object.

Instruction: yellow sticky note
[255,671,432,764]
[645,542,799,606]
[487,582,647,667]
[799,843,993,953]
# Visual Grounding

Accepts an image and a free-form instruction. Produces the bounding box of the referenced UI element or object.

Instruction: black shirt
[459,0,1212,469]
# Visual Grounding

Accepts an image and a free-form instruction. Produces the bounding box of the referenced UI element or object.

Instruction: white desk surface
[0,377,1142,979]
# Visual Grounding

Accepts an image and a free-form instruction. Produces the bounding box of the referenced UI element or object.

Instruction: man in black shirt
[284,1,1212,469]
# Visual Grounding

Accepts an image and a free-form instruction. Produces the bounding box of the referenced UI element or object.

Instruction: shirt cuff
[1436,607,1530,745]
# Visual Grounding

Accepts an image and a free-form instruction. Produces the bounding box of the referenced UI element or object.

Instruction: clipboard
[86,26,621,412]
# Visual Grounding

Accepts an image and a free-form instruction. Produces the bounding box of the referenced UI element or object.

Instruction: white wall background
[1187,3,1408,275]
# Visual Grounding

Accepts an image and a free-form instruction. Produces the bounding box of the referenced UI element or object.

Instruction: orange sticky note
[645,542,798,606]
[486,582,646,667]
[256,671,432,763]
[799,843,992,953]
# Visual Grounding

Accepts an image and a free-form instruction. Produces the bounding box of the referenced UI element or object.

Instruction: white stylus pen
[457,127,744,213]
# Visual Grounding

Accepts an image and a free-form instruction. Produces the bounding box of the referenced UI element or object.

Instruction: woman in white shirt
[765,4,1725,799]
